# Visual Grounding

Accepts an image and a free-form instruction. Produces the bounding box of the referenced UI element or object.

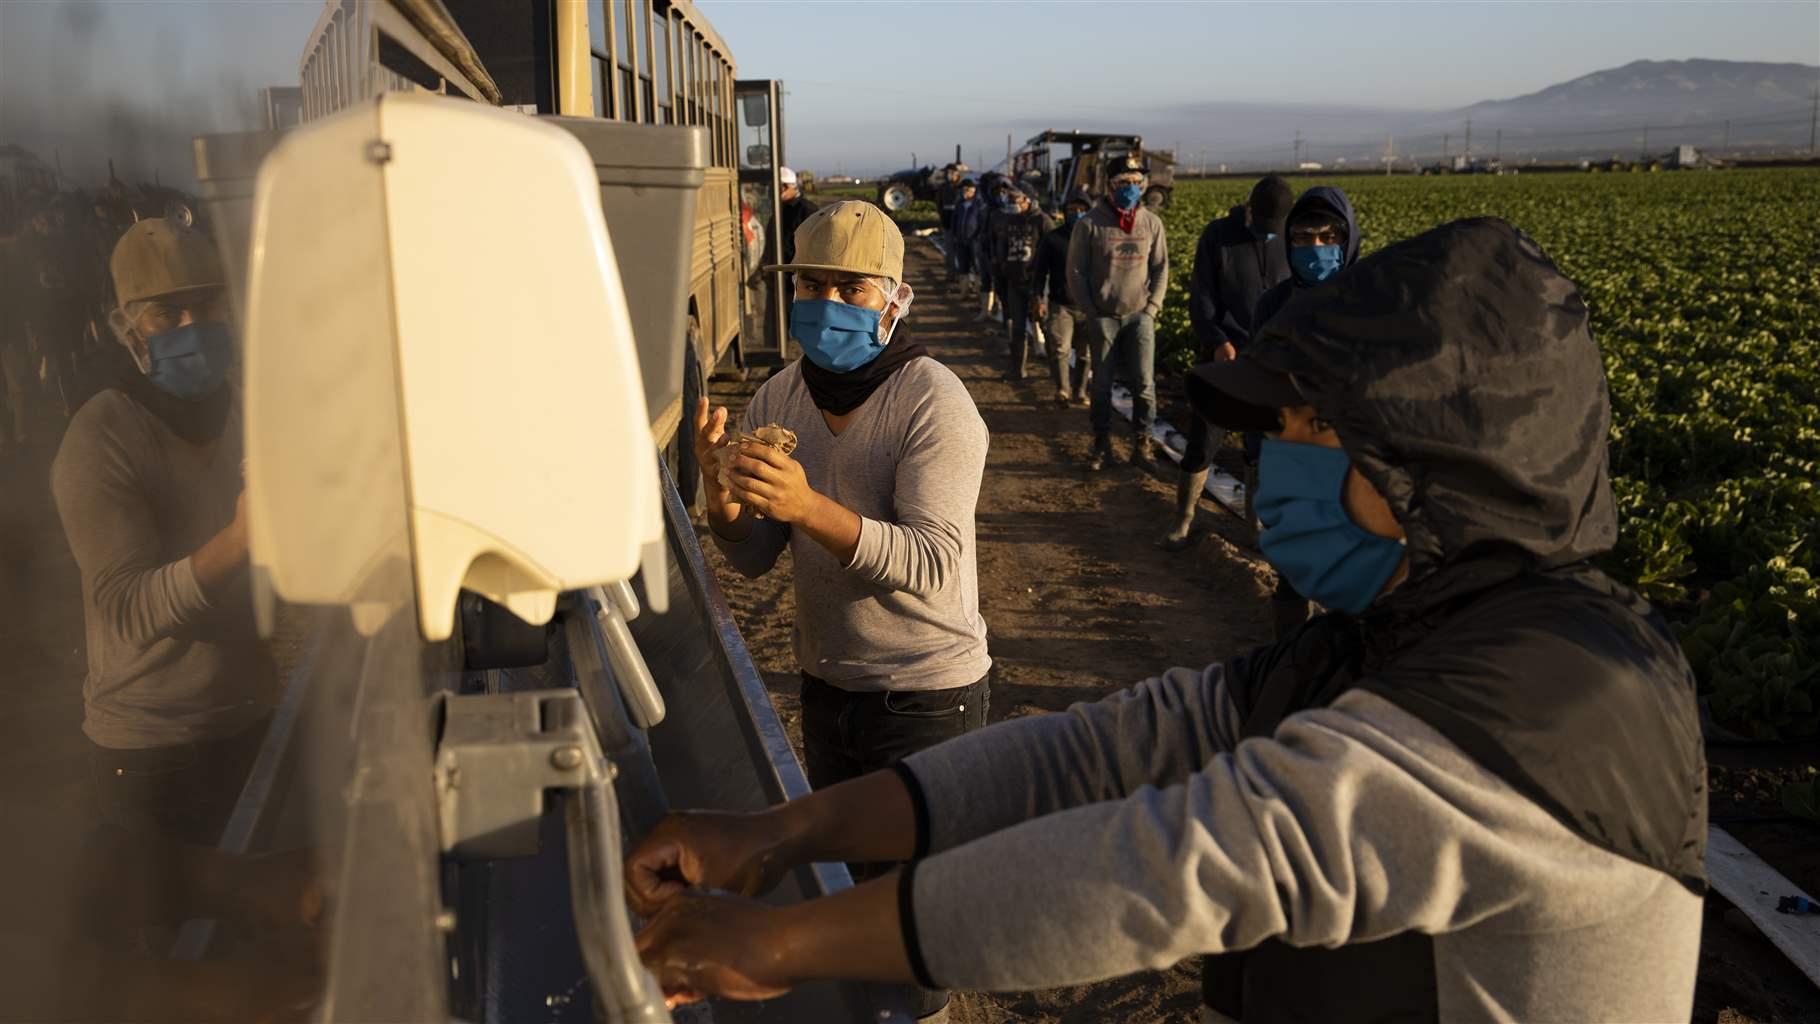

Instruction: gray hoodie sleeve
[1064,220,1096,315]
[709,381,792,578]
[845,366,988,599]
[1144,210,1169,318]
[900,665,1242,854]
[51,412,214,647]
[900,680,1666,994]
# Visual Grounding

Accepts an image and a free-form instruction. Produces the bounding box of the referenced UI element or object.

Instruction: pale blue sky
[2,0,1813,182]
[701,0,1820,172]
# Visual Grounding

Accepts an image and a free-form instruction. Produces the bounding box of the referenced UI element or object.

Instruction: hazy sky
[1,0,1814,183]
[701,0,1820,172]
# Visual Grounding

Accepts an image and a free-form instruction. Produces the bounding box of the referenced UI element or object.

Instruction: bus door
[734,79,786,356]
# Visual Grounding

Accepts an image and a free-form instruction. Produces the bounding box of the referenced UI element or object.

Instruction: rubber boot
[1129,432,1156,469]
[1160,468,1210,551]
[1087,432,1112,472]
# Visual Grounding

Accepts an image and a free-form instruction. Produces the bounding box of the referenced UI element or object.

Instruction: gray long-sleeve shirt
[713,357,991,692]
[899,665,1701,1022]
[1064,201,1168,319]
[51,389,275,748]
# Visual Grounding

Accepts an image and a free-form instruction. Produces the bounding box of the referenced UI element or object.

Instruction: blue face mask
[1111,183,1144,210]
[1254,438,1405,615]
[145,321,234,399]
[1290,244,1345,283]
[1064,211,1085,228]
[791,298,887,372]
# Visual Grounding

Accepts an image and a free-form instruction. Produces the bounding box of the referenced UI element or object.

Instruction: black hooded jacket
[1187,205,1291,356]
[1252,185,1361,329]
[1199,218,1706,1022]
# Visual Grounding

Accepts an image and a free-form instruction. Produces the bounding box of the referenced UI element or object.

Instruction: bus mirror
[740,93,769,127]
[746,143,771,169]
[240,93,666,642]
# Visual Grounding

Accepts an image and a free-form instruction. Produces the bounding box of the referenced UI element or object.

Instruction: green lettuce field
[1158,169,1820,738]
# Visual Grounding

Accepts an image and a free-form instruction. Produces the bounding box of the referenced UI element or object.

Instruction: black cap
[1105,153,1149,177]
[1063,188,1092,209]
[1185,354,1303,432]
[1249,175,1294,232]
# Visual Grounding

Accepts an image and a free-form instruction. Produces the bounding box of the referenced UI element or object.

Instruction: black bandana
[798,326,928,415]
[115,370,234,446]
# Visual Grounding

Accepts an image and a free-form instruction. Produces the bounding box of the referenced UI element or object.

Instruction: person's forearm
[796,491,862,565]
[772,767,917,867]
[189,517,247,604]
[772,873,917,988]
[707,499,754,543]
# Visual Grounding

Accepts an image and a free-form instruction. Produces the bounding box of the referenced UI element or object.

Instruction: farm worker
[777,167,817,267]
[948,178,982,292]
[935,163,964,278]
[1066,153,1168,471]
[51,218,277,844]
[1252,185,1362,636]
[972,177,1012,324]
[689,200,991,1023]
[1032,189,1093,406]
[628,218,1707,1024]
[988,186,1049,379]
[1161,175,1294,551]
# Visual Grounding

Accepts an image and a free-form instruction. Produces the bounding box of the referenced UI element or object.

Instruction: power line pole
[1293,129,1302,168]
[1809,85,1818,154]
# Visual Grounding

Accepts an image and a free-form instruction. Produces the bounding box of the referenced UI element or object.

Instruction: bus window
[618,0,638,121]
[652,10,670,123]
[637,1,654,124]
[589,0,611,117]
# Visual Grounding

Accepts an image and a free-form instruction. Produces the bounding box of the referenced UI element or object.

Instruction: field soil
[702,237,1820,1023]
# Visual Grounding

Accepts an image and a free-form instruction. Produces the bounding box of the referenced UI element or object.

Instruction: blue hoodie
[1253,185,1360,328]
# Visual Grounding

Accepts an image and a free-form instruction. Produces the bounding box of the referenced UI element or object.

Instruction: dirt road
[703,238,1276,1023]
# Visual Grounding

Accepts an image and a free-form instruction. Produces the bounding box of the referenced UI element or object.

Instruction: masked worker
[628,218,1706,1024]
[1067,154,1168,471]
[1250,185,1361,635]
[50,219,276,845]
[1161,176,1294,551]
[988,186,1049,380]
[1032,189,1092,406]
[948,178,983,298]
[935,163,964,278]
[778,167,817,267]
[687,200,990,1022]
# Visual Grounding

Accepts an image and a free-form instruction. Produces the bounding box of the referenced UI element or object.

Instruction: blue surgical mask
[791,299,886,372]
[1112,183,1143,210]
[1290,244,1345,283]
[1254,438,1405,615]
[1064,211,1084,228]
[145,321,234,399]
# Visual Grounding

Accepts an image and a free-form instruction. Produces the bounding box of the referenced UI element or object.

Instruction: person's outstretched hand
[636,891,793,1007]
[624,810,796,918]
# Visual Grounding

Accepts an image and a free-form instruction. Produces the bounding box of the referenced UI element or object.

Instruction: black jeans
[87,718,270,848]
[1180,410,1229,475]
[800,672,990,1020]
[800,672,989,794]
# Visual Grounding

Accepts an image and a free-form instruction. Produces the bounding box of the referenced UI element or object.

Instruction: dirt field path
[703,238,1282,1023]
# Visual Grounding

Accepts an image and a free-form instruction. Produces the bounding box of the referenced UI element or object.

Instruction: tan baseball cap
[766,200,904,282]
[110,218,225,308]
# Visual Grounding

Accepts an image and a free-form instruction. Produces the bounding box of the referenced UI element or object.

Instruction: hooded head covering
[1246,216,1614,595]
[1247,175,1294,234]
[1282,186,1359,285]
